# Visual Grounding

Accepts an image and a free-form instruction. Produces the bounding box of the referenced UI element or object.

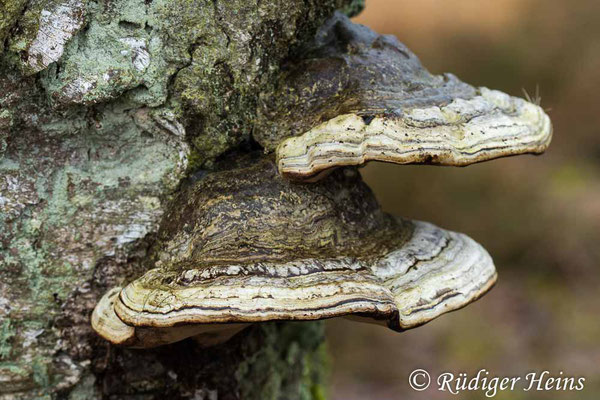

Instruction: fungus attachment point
[92,157,497,347]
[253,13,552,181]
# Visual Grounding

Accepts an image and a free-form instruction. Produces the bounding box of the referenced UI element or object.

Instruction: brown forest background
[326,1,600,399]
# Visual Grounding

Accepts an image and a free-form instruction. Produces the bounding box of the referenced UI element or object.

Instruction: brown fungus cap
[253,13,552,181]
[92,156,496,347]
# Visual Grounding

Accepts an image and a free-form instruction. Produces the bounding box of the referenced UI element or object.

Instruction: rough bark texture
[0,0,362,398]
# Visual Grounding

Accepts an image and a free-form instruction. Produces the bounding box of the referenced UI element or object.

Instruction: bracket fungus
[254,13,552,181]
[92,156,496,347]
[91,12,551,349]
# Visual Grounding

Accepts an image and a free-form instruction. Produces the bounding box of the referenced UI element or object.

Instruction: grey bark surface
[0,0,362,398]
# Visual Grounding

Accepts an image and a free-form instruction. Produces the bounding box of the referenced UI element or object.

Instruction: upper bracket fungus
[254,13,552,181]
[92,156,496,347]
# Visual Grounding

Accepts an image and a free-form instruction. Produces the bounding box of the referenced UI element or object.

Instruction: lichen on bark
[0,0,355,398]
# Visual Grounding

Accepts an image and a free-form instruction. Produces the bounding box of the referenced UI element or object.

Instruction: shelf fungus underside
[92,157,496,347]
[253,13,552,180]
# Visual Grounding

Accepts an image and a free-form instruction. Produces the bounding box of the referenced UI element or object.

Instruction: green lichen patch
[40,0,176,105]
[0,92,189,396]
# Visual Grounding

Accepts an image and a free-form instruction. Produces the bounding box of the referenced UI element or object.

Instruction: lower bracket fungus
[254,13,552,181]
[92,156,496,347]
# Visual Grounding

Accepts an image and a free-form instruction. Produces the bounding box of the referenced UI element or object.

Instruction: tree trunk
[0,0,361,398]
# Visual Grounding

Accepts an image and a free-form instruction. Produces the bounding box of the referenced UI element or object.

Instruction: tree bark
[0,0,361,398]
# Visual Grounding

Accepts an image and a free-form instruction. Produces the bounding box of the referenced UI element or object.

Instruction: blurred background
[326,1,600,399]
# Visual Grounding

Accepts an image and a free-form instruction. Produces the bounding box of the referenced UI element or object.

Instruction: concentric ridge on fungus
[253,13,552,180]
[92,157,496,347]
